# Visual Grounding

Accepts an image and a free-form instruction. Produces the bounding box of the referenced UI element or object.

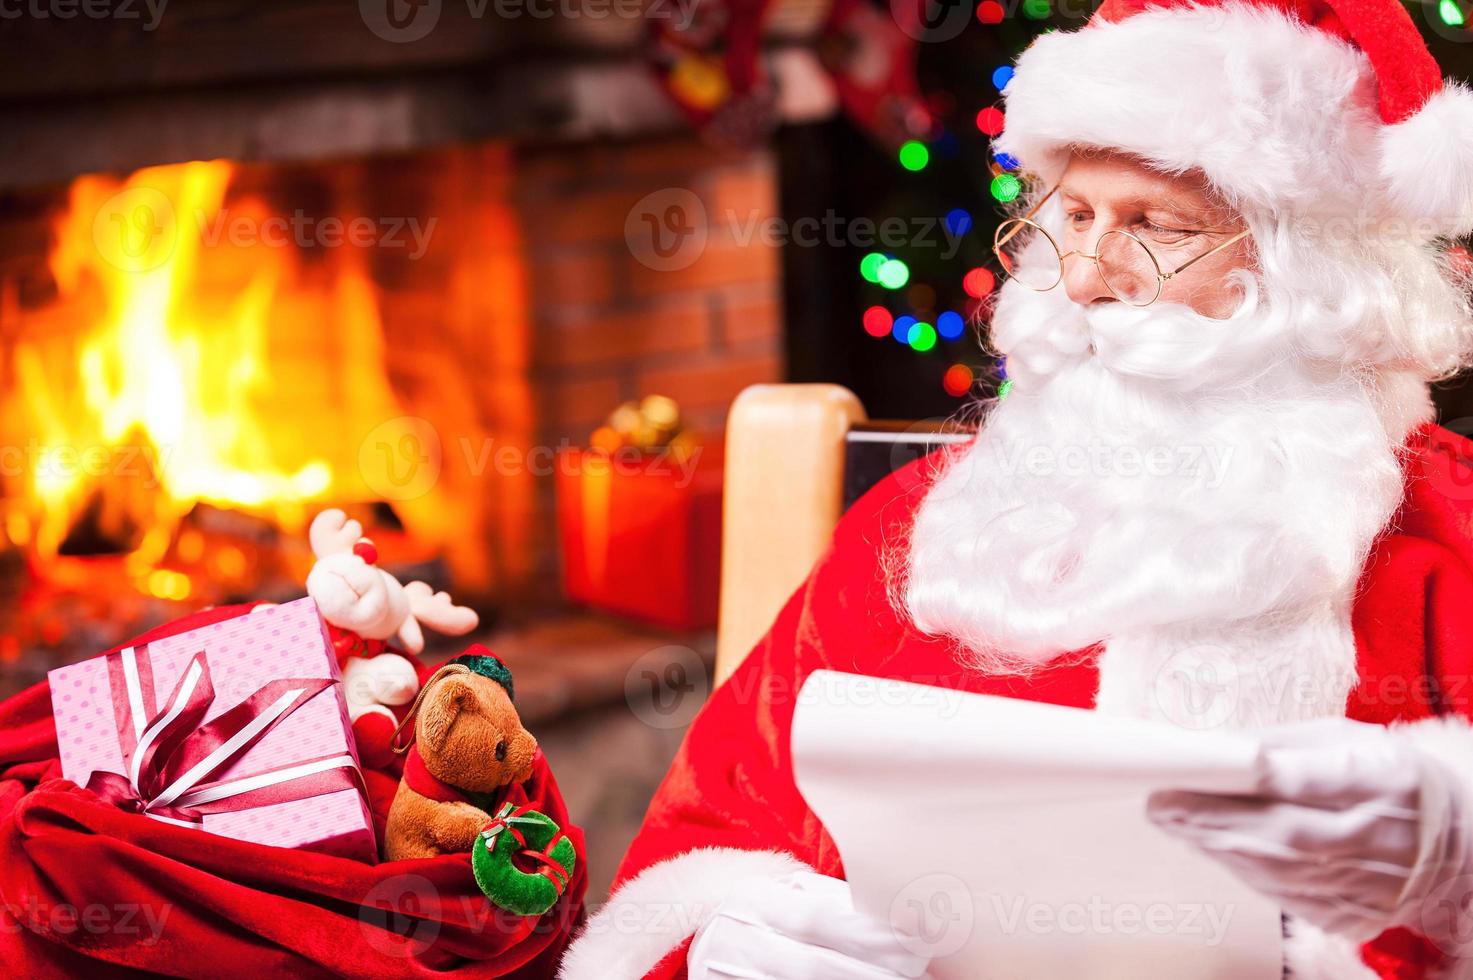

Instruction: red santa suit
[559,422,1473,980]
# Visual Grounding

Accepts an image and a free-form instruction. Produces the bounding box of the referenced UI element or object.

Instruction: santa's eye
[1141,221,1195,245]
[1066,210,1093,227]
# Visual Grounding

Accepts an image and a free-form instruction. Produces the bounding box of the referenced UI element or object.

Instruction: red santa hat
[994,0,1473,237]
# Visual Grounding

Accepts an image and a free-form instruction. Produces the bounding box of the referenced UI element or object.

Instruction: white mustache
[996,276,1275,393]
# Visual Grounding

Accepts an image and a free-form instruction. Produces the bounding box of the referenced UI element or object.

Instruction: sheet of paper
[791,670,1283,979]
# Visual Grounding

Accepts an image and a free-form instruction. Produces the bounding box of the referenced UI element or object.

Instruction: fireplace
[0,46,791,676]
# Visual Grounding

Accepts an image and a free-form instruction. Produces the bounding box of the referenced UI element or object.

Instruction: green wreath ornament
[471,803,576,917]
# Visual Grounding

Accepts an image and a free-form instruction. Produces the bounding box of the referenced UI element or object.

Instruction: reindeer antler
[403,580,479,636]
[309,509,364,560]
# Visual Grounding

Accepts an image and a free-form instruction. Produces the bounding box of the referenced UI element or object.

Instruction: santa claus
[562,0,1473,977]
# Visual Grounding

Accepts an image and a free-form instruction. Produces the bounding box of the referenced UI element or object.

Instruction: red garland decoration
[646,0,934,149]
[818,0,933,148]
[647,0,779,146]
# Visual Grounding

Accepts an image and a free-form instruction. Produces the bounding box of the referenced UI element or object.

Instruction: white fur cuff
[1284,917,1379,979]
[557,847,809,980]
[1388,715,1473,979]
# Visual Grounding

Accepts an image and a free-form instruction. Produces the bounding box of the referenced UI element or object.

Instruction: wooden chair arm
[714,383,867,685]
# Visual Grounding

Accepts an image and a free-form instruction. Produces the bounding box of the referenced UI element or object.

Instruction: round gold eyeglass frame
[991,185,1252,308]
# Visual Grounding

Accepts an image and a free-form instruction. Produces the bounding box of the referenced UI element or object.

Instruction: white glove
[688,870,933,980]
[1147,717,1472,947]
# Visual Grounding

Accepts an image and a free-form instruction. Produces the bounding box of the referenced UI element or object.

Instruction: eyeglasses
[991,185,1252,307]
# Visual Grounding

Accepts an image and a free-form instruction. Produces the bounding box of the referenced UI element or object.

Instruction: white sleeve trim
[1284,917,1379,979]
[558,847,809,980]
[1391,714,1473,820]
[1386,714,1473,979]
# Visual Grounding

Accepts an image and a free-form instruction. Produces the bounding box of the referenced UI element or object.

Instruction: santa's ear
[404,581,479,637]
[418,676,477,755]
[309,509,362,559]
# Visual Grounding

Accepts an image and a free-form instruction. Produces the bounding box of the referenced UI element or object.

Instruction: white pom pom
[1380,82,1473,238]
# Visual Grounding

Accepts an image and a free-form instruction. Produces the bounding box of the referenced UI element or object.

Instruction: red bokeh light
[943,364,975,397]
[975,107,1006,136]
[963,267,996,298]
[862,305,894,338]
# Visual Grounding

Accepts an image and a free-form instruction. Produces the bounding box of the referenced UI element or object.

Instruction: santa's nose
[1063,252,1117,307]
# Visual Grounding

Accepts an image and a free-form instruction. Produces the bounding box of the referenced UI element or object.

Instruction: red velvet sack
[0,603,586,978]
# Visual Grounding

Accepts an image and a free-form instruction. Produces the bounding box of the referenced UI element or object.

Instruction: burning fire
[3,160,437,600]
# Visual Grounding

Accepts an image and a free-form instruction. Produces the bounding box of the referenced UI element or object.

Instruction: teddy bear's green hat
[448,648,514,703]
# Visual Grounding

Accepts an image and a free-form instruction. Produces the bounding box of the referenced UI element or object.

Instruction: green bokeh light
[877,258,911,290]
[898,140,930,172]
[907,321,937,352]
[860,252,887,283]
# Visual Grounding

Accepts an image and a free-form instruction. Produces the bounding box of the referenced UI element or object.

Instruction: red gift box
[555,444,723,630]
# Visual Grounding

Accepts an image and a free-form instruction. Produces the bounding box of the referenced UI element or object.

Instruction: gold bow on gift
[589,395,699,461]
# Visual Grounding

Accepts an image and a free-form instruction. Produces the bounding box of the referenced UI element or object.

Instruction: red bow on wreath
[482,803,574,892]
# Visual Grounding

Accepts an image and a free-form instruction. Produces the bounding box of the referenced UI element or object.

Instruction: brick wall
[517,136,785,446]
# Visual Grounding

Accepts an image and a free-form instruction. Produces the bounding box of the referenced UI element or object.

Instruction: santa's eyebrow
[1058,187,1228,225]
[1057,187,1173,210]
[1142,200,1225,222]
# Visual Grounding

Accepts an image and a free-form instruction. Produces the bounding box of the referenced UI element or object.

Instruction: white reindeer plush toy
[305,509,479,731]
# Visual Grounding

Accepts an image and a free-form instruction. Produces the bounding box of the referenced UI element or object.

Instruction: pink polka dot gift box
[48,597,377,863]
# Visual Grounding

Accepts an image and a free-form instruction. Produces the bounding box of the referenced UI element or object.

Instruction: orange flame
[4,160,435,592]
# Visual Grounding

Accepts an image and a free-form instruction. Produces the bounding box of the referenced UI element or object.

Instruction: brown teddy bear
[385,650,539,861]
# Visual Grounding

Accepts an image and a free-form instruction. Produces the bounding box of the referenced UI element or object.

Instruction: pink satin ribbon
[85,645,364,829]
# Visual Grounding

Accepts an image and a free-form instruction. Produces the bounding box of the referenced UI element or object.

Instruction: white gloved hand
[1147,716,1472,946]
[688,870,933,980]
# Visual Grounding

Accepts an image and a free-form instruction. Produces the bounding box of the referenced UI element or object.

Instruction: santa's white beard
[902,277,1428,730]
